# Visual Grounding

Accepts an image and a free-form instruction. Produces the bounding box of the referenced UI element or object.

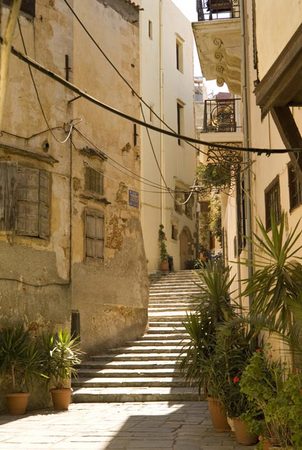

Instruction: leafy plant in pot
[0,324,42,415]
[214,320,259,445]
[179,261,237,432]
[239,348,302,449]
[41,330,83,411]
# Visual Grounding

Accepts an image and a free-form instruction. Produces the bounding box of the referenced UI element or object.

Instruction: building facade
[0,0,148,382]
[140,0,197,272]
[193,0,302,309]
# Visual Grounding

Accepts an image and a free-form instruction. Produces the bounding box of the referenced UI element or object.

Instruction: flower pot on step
[50,388,72,411]
[6,392,30,415]
[207,397,230,432]
[233,417,258,445]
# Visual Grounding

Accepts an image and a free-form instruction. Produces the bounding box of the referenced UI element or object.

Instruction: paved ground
[0,401,251,450]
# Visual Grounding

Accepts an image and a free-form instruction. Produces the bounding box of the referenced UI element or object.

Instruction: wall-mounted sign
[129,190,139,208]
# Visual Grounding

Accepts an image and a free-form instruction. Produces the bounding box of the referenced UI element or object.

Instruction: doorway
[179,227,193,269]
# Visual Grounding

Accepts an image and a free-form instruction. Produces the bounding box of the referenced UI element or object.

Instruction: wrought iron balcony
[196,0,240,21]
[203,98,241,133]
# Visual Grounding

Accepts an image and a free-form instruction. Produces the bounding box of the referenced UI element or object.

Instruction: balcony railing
[203,98,241,133]
[196,0,240,21]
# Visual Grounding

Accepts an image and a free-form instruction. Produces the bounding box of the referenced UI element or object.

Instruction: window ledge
[80,191,111,204]
[0,144,58,165]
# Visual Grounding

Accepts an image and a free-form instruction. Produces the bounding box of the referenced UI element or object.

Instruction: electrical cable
[17,20,74,145]
[62,0,208,159]
[5,38,301,154]
[140,102,198,205]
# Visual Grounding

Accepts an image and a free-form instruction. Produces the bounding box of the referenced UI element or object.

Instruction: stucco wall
[255,0,302,80]
[140,0,196,273]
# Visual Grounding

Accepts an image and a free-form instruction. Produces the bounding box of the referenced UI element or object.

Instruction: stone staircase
[72,270,201,403]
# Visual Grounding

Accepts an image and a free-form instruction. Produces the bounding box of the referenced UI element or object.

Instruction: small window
[174,190,183,215]
[288,163,302,211]
[85,210,104,260]
[176,37,184,72]
[3,0,35,17]
[171,225,178,240]
[85,166,103,195]
[148,20,153,39]
[185,194,194,219]
[265,176,281,230]
[177,101,184,145]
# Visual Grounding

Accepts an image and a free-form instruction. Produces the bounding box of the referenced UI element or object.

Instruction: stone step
[76,367,183,378]
[78,360,179,370]
[140,333,189,339]
[107,345,182,354]
[90,352,184,361]
[126,339,190,345]
[72,386,200,403]
[73,376,188,388]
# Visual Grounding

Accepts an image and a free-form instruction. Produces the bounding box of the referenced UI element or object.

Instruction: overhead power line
[4,38,301,154]
[62,0,208,158]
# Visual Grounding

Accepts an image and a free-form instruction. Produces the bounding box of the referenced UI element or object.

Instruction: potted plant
[179,262,237,432]
[0,324,42,415]
[41,329,83,411]
[240,348,301,449]
[158,224,169,271]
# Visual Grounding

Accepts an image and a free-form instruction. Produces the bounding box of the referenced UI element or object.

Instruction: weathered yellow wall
[0,0,148,410]
[255,0,302,80]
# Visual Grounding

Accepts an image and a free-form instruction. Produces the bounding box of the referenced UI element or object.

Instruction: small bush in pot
[41,329,83,411]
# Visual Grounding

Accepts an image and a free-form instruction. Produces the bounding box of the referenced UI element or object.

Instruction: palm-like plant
[0,325,42,392]
[244,212,302,359]
[41,330,82,389]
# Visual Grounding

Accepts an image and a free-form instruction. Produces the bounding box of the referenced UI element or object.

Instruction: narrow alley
[0,272,248,450]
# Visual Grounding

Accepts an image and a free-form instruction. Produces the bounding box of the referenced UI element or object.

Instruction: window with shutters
[85,209,104,260]
[85,166,103,195]
[0,162,50,238]
[16,167,50,238]
[265,176,281,231]
[288,163,302,211]
[3,0,35,17]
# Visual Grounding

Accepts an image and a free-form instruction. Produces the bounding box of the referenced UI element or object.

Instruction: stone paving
[0,401,251,450]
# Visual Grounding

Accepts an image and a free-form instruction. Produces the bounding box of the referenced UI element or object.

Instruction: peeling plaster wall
[71,0,148,353]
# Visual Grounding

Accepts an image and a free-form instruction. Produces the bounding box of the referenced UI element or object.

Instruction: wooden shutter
[17,167,39,236]
[0,162,18,231]
[85,210,104,259]
[85,167,103,195]
[39,170,50,239]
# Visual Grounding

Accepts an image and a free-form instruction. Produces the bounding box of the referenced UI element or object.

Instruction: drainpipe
[159,0,164,226]
[240,0,253,307]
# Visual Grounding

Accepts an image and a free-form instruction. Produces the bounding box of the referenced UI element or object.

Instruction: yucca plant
[244,212,302,361]
[41,329,82,389]
[0,324,42,392]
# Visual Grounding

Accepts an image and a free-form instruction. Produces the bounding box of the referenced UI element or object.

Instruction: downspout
[240,0,253,307]
[159,0,164,225]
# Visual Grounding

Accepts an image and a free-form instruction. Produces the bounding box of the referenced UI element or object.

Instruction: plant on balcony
[197,161,232,192]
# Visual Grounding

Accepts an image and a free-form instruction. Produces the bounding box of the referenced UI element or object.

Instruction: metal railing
[196,0,240,21]
[202,98,241,133]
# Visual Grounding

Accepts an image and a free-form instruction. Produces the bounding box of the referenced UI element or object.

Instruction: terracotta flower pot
[160,259,169,272]
[6,392,30,415]
[50,388,72,411]
[233,417,258,445]
[207,397,230,432]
